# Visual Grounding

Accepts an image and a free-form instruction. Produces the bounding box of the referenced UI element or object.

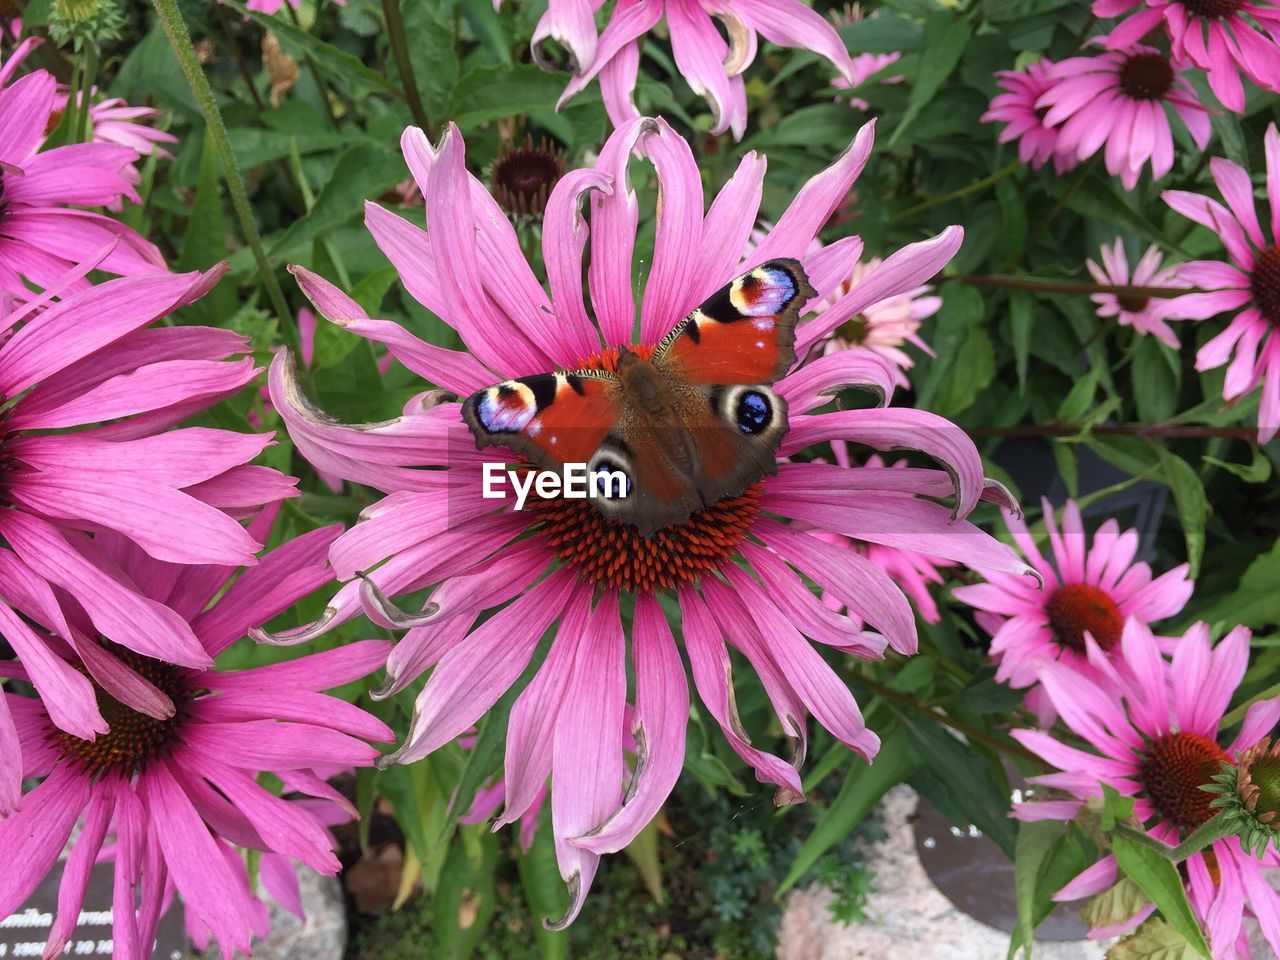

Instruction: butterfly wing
[651,258,815,385]
[461,371,620,470]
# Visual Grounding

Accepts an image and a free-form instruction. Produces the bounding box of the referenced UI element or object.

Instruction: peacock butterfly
[462,259,815,537]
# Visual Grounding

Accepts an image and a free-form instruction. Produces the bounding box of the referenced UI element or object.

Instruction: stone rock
[776,786,1111,960]
[251,866,347,960]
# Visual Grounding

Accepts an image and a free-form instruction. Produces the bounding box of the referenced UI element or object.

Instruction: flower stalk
[150,0,302,361]
[1112,813,1238,862]
[381,0,432,135]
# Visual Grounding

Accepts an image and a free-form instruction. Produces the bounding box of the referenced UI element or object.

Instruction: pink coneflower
[55,90,178,161]
[827,4,902,111]
[0,510,393,959]
[819,257,940,390]
[0,66,165,293]
[954,499,1193,699]
[1012,619,1280,956]
[811,453,955,625]
[261,117,1033,924]
[0,263,296,739]
[1161,123,1280,443]
[1093,0,1280,112]
[1037,44,1212,190]
[528,0,858,139]
[981,60,1079,175]
[1088,238,1191,348]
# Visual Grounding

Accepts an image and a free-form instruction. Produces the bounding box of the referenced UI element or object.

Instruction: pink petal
[0,765,90,918]
[639,119,706,343]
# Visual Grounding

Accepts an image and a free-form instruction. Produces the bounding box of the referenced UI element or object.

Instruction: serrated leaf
[1111,836,1211,958]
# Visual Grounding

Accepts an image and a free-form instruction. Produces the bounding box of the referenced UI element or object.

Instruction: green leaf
[887,13,971,147]
[622,818,664,905]
[934,325,996,417]
[838,13,924,52]
[1198,538,1280,629]
[441,695,511,841]
[1109,918,1203,960]
[1131,337,1180,424]
[1202,448,1271,484]
[1111,836,1212,959]
[1100,783,1136,831]
[178,133,236,324]
[1056,365,1100,422]
[1155,448,1209,577]
[447,64,577,127]
[225,0,398,96]
[458,0,514,64]
[778,722,916,894]
[517,809,570,959]
[433,829,499,960]
[1008,820,1064,959]
[401,0,460,123]
[378,760,450,890]
[267,144,405,259]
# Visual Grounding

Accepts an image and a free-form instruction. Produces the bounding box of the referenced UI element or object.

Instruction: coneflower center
[1044,583,1124,652]
[528,345,761,592]
[1141,732,1230,832]
[490,136,565,218]
[1119,53,1175,101]
[1251,245,1280,325]
[1116,293,1151,313]
[49,648,190,777]
[1179,0,1244,17]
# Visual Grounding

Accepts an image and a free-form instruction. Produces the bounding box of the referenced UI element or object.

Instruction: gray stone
[251,866,347,960]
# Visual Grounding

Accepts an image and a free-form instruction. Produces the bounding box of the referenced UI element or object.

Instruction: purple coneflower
[1037,44,1211,190]
[264,117,1033,924]
[981,60,1079,175]
[522,0,858,139]
[1161,123,1280,442]
[1087,238,1191,348]
[954,499,1192,712]
[0,508,393,959]
[0,262,297,738]
[1093,0,1280,112]
[1013,619,1280,956]
[0,59,165,292]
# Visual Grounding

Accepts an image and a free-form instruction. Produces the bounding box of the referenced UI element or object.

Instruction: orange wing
[652,259,815,385]
[461,372,619,469]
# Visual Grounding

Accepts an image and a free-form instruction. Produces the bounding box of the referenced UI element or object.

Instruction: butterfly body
[463,259,815,537]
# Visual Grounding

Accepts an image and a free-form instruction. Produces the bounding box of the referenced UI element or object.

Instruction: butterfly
[462,259,815,537]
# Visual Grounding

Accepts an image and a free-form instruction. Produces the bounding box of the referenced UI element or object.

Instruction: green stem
[853,671,1045,767]
[891,161,1020,223]
[955,274,1196,299]
[1113,813,1236,862]
[75,44,98,142]
[151,0,301,360]
[381,0,432,134]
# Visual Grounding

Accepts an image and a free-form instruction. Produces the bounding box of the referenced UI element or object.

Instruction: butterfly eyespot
[587,450,634,501]
[735,390,772,435]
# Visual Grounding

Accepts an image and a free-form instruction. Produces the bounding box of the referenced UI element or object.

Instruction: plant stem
[151,0,301,360]
[891,161,1021,223]
[966,423,1257,440]
[75,43,98,142]
[382,0,432,134]
[955,274,1196,299]
[853,671,1045,766]
[1113,813,1236,862]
